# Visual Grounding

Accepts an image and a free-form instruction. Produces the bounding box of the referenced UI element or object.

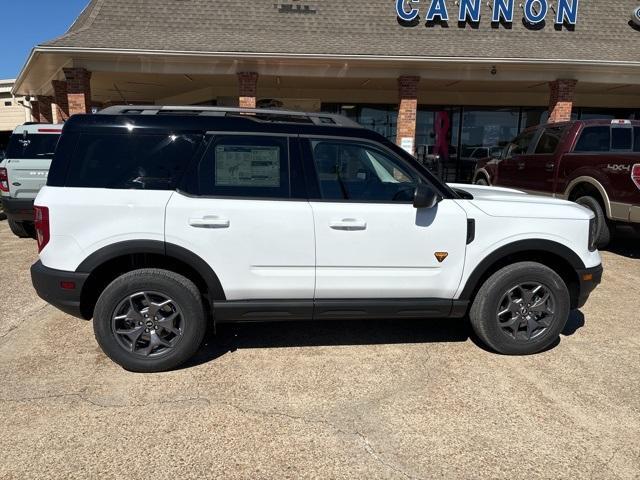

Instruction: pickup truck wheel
[470,262,570,355]
[93,268,207,373]
[8,219,31,238]
[474,177,489,186]
[575,196,611,249]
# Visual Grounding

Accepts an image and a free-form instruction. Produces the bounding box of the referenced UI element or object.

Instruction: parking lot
[0,218,638,479]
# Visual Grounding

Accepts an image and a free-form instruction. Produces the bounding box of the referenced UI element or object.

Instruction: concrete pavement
[0,220,639,479]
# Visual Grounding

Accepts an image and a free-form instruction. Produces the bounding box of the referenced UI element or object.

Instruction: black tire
[8,219,31,238]
[470,262,570,355]
[474,177,489,186]
[93,269,207,373]
[575,196,611,249]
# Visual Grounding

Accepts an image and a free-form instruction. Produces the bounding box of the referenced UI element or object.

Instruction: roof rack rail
[97,105,363,128]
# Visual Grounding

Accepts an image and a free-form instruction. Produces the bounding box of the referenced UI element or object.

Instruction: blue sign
[396,0,579,26]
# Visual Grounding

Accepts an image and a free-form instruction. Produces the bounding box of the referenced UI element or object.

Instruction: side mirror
[413,184,441,209]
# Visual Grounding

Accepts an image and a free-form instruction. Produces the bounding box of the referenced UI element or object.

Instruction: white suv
[31,106,603,372]
[0,123,62,238]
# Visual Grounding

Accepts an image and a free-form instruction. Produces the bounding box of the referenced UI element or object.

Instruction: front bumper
[1,197,35,222]
[575,264,603,309]
[31,261,89,319]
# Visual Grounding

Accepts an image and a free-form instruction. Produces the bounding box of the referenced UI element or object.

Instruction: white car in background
[0,123,62,238]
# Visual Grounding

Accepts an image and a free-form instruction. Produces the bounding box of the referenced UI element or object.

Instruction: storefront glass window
[520,108,550,129]
[322,104,397,142]
[578,108,639,120]
[458,108,520,183]
[414,107,461,182]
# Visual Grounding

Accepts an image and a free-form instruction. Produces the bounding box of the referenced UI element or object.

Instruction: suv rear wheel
[470,262,570,355]
[93,269,207,372]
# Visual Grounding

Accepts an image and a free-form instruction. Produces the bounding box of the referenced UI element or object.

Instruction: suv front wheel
[93,269,207,372]
[470,262,570,355]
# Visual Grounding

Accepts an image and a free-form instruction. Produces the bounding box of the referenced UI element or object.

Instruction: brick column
[396,76,420,154]
[548,79,577,123]
[34,96,54,123]
[64,68,92,115]
[237,72,259,109]
[31,100,40,123]
[51,80,69,123]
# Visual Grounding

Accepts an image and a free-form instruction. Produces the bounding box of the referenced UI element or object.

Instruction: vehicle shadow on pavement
[182,317,471,369]
[606,231,640,259]
[465,310,585,355]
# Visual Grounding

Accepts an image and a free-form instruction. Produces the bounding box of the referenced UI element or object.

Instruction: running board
[214,299,469,323]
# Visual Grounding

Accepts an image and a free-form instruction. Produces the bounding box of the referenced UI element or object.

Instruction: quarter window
[198,135,290,198]
[311,140,419,202]
[535,127,565,154]
[574,126,610,152]
[66,133,202,189]
[634,127,640,152]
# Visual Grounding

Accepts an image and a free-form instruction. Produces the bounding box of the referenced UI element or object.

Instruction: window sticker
[215,145,280,187]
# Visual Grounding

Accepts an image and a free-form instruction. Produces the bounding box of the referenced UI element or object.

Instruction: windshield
[5,133,60,160]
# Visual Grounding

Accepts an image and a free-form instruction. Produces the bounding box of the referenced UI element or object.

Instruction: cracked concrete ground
[0,219,639,480]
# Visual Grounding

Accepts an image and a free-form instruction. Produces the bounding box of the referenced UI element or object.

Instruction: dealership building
[12,0,640,181]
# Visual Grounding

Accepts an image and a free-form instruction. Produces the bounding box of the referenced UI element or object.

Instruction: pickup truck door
[522,125,567,195]
[495,130,538,189]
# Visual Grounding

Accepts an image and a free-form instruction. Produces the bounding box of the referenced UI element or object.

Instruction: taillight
[0,167,8,193]
[34,206,50,253]
[632,164,640,190]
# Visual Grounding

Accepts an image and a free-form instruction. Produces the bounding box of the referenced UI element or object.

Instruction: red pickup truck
[473,119,640,248]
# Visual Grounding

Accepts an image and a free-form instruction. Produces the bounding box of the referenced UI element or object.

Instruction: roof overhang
[14,45,640,96]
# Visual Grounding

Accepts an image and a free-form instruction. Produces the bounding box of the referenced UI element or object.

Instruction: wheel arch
[76,240,226,319]
[459,240,585,311]
[564,176,612,219]
[473,168,492,185]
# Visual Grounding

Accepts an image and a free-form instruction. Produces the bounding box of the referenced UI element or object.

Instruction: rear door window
[66,133,203,189]
[574,126,610,152]
[535,126,565,154]
[197,135,290,198]
[5,133,60,159]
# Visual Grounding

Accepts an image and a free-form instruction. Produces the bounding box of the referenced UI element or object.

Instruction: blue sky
[0,0,89,79]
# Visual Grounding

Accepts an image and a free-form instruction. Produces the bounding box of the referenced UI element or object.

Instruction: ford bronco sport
[31,106,602,372]
[473,119,640,248]
[0,123,62,238]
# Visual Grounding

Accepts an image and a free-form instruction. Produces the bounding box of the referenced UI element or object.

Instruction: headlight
[588,217,598,252]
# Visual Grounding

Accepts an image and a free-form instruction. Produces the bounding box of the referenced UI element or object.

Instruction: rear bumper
[31,260,89,319]
[575,264,603,309]
[1,197,34,222]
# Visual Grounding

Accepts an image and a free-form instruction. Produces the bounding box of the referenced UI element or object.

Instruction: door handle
[189,216,230,229]
[516,161,526,170]
[545,162,555,172]
[329,218,367,231]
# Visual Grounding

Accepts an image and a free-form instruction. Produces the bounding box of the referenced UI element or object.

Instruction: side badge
[435,252,449,263]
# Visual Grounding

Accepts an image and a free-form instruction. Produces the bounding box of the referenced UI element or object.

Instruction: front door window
[311,140,420,202]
